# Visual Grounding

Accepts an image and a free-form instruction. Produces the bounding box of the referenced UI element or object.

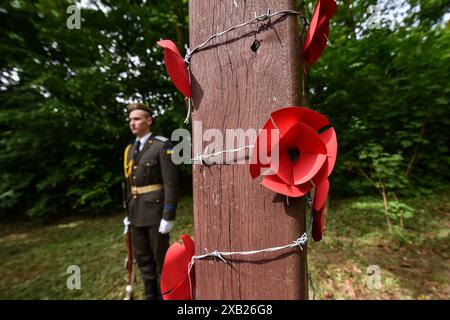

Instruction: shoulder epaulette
[154,135,169,143]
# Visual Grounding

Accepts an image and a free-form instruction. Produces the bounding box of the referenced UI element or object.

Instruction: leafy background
[0,0,448,300]
[1,0,448,219]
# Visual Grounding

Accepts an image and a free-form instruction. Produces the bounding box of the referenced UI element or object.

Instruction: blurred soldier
[123,103,179,300]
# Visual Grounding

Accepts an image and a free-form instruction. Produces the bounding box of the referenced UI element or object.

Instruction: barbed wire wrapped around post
[180,9,308,124]
[193,232,308,262]
[184,9,306,64]
[191,144,254,165]
[186,232,308,299]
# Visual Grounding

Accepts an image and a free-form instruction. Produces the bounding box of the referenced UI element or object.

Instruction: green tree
[0,0,189,218]
[307,0,450,198]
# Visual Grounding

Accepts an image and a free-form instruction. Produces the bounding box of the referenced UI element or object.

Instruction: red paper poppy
[250,106,337,197]
[156,39,192,98]
[301,0,337,65]
[160,234,195,300]
[250,107,337,240]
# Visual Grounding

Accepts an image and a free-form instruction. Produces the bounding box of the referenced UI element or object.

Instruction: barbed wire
[184,9,307,64]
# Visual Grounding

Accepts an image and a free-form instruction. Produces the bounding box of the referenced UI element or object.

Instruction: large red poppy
[160,234,195,300]
[250,106,337,240]
[156,39,191,98]
[301,0,337,65]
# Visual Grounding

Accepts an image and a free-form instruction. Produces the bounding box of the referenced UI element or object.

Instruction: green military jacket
[124,133,179,227]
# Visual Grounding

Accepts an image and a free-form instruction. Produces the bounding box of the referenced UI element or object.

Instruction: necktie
[133,140,141,161]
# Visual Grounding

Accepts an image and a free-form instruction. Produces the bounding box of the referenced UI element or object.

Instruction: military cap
[127,103,153,115]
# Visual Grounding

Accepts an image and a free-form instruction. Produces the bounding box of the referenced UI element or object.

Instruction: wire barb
[191,144,254,165]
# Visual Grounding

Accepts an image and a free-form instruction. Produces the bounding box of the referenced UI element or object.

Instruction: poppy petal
[274,122,327,185]
[311,160,328,186]
[312,178,329,211]
[161,243,189,299]
[320,127,338,175]
[262,174,313,197]
[250,120,278,178]
[301,0,337,65]
[181,234,195,258]
[302,0,322,54]
[303,24,329,65]
[163,277,191,300]
[271,107,330,136]
[293,153,327,185]
[290,122,327,155]
[312,206,325,241]
[156,40,191,98]
[161,234,195,300]
[312,127,337,184]
[270,142,293,185]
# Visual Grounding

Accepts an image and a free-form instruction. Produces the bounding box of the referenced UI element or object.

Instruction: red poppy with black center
[250,106,337,241]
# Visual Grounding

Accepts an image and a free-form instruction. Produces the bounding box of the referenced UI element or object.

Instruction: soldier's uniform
[124,133,179,299]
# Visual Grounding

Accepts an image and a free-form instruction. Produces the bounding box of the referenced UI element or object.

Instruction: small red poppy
[301,0,337,65]
[156,40,192,98]
[160,234,195,300]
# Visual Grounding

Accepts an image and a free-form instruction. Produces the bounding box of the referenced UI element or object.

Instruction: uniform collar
[136,132,152,146]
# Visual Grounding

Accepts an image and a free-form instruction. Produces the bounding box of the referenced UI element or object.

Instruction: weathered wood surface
[190,0,307,300]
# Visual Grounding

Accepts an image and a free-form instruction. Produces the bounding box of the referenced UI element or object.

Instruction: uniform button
[133,176,136,180]
[133,166,137,170]
[133,195,137,199]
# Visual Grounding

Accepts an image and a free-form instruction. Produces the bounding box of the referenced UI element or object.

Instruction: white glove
[123,217,130,234]
[158,219,174,234]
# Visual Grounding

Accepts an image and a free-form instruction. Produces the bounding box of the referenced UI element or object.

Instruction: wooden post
[190,0,307,300]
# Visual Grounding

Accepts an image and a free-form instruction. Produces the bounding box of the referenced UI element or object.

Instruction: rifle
[122,181,135,300]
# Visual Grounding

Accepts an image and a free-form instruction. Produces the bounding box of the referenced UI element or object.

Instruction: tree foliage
[0,0,448,218]
[0,0,189,217]
[308,0,450,197]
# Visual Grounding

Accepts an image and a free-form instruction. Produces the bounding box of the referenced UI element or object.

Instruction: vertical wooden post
[190,0,307,299]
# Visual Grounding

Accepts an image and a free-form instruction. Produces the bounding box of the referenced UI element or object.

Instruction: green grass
[308,190,450,300]
[0,192,448,300]
[0,197,194,300]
